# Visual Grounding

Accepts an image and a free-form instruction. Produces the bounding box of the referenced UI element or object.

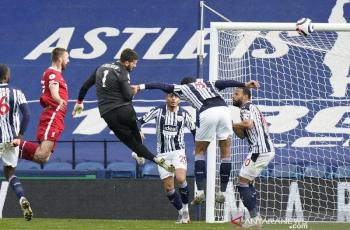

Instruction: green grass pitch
[0,219,349,230]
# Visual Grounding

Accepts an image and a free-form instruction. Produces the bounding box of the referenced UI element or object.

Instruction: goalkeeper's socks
[167,189,183,211]
[220,158,231,192]
[237,183,257,218]
[19,140,38,161]
[8,175,25,199]
[194,155,206,190]
[179,180,189,204]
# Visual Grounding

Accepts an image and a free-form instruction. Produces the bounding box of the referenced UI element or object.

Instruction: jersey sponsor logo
[162,125,178,136]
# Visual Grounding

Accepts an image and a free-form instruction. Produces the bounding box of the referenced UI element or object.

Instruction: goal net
[207,22,350,223]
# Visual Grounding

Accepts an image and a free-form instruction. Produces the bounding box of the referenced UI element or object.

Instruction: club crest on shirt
[49,74,56,80]
[177,116,184,122]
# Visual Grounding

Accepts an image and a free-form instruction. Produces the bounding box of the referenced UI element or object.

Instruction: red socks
[19,140,38,161]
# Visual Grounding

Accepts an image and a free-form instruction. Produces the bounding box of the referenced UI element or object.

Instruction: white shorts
[0,143,19,168]
[239,151,275,181]
[157,149,187,180]
[195,106,233,142]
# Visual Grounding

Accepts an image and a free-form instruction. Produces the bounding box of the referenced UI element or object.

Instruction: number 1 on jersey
[102,70,109,88]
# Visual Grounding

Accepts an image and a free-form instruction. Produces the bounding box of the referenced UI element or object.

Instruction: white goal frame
[207,22,350,223]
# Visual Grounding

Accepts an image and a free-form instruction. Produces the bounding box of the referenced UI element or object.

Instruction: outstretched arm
[137,82,175,94]
[73,69,96,116]
[214,80,260,90]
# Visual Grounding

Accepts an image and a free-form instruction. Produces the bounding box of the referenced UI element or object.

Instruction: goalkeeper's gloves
[72,100,84,116]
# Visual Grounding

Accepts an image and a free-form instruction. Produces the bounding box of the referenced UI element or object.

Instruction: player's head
[232,87,251,107]
[166,93,180,109]
[120,48,138,72]
[180,76,196,85]
[51,47,69,71]
[0,64,10,83]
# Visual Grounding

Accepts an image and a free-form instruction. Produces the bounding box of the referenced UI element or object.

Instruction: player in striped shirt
[137,93,195,223]
[0,64,33,220]
[133,77,259,204]
[232,87,275,228]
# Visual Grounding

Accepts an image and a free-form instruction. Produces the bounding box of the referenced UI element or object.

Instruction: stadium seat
[43,162,73,171]
[304,165,327,178]
[16,161,41,170]
[107,162,136,178]
[75,162,104,171]
[270,164,299,178]
[333,166,350,178]
[142,163,159,178]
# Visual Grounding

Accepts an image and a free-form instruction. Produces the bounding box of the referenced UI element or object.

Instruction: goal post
[207,22,350,223]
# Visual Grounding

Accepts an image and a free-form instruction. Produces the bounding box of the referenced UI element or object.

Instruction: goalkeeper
[232,87,275,228]
[72,48,174,173]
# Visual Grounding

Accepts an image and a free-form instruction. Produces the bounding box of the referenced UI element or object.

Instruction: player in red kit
[13,48,69,164]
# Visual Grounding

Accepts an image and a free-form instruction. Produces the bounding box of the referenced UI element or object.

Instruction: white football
[296,18,314,36]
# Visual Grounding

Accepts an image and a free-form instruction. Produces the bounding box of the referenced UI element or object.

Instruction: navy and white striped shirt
[138,105,196,154]
[0,84,30,143]
[240,102,273,153]
[144,80,245,112]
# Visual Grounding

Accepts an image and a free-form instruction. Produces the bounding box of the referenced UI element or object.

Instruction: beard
[232,99,241,107]
[126,66,133,72]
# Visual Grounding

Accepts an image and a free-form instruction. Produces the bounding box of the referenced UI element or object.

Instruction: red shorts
[36,108,65,143]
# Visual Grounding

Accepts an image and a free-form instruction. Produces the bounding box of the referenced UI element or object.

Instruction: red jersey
[39,67,69,113]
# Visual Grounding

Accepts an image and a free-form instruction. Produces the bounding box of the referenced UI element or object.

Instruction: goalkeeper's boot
[131,152,145,165]
[20,197,33,221]
[215,191,225,203]
[242,215,262,228]
[191,190,205,205]
[154,157,175,173]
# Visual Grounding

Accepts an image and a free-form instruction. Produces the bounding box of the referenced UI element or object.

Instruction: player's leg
[102,106,174,172]
[17,140,39,161]
[238,152,274,228]
[216,137,232,203]
[216,106,234,203]
[192,108,217,205]
[162,176,184,223]
[18,109,61,164]
[238,155,260,220]
[172,150,189,223]
[2,146,33,221]
[18,139,55,164]
[175,168,190,223]
[32,140,55,164]
[157,157,183,223]
[192,141,209,205]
